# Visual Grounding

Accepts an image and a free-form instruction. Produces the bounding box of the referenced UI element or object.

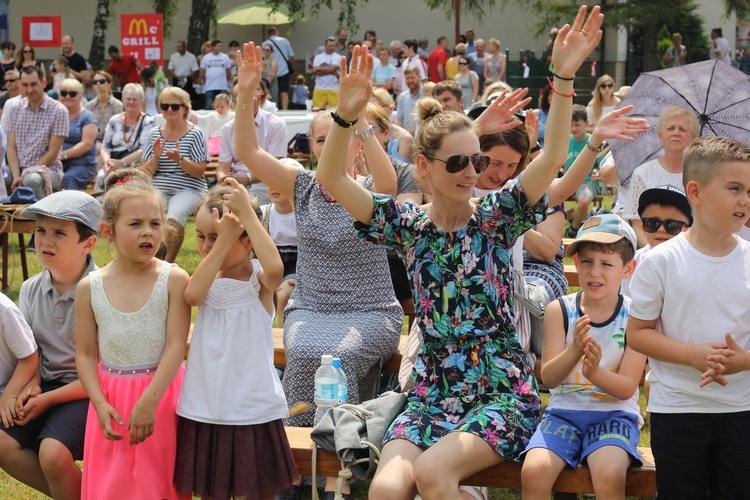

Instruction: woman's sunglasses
[93,78,108,85]
[59,90,79,98]
[600,83,614,89]
[23,49,33,54]
[160,103,184,111]
[425,154,490,174]
[641,218,687,235]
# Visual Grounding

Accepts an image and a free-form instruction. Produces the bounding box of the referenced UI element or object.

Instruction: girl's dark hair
[541,84,553,113]
[480,125,531,177]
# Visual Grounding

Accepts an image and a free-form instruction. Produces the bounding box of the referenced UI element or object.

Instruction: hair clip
[114,177,133,186]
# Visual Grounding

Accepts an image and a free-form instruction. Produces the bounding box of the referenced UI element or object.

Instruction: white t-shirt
[167,51,199,79]
[402,55,427,81]
[714,37,732,64]
[624,159,683,220]
[629,234,750,413]
[0,294,37,394]
[586,104,616,127]
[261,204,298,247]
[312,52,340,90]
[620,243,650,298]
[200,52,231,91]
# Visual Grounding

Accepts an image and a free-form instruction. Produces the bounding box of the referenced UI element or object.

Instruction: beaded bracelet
[546,77,576,98]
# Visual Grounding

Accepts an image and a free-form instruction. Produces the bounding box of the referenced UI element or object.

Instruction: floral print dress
[356,177,545,461]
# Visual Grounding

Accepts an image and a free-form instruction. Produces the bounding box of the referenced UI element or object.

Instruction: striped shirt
[142,125,209,197]
[7,96,68,177]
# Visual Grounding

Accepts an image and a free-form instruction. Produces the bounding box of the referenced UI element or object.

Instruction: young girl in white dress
[76,171,191,500]
[174,178,298,500]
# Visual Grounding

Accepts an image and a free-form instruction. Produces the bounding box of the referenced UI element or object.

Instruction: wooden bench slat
[284,426,656,496]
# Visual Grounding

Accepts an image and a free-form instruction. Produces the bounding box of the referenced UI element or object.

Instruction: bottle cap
[321,354,333,364]
[332,358,341,368]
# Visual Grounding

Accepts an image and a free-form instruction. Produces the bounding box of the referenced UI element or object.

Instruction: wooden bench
[285,426,656,498]
[0,204,36,291]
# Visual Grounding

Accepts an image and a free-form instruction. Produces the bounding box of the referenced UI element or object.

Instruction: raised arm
[520,5,604,205]
[315,46,381,223]
[547,105,649,205]
[234,43,299,201]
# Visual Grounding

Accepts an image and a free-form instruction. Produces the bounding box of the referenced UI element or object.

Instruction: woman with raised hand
[233,41,403,498]
[314,7,603,499]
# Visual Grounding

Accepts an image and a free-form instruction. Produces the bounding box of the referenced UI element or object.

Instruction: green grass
[1,198,653,499]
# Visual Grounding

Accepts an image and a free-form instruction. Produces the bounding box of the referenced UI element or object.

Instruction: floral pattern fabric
[355,177,546,461]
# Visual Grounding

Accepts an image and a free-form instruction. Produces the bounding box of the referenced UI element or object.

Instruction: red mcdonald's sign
[120,13,163,64]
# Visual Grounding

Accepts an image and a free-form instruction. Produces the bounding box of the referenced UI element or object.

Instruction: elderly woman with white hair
[142,86,209,261]
[97,83,155,187]
[58,78,99,189]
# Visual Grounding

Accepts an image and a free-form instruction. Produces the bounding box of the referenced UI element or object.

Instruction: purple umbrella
[609,59,750,187]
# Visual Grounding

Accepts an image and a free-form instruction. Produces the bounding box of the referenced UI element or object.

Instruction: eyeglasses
[93,78,108,85]
[4,78,17,83]
[425,154,490,174]
[641,218,688,235]
[59,90,79,98]
[600,83,614,89]
[160,103,184,111]
[458,61,469,66]
[23,50,33,54]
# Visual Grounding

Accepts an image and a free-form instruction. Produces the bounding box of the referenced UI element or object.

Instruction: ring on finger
[580,28,589,35]
[351,68,358,73]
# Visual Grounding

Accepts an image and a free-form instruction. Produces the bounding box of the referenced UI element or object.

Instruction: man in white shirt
[200,40,232,110]
[217,85,287,205]
[264,27,295,110]
[167,41,200,106]
[401,39,428,82]
[311,37,341,109]
[394,67,423,134]
[711,28,732,64]
[389,40,402,67]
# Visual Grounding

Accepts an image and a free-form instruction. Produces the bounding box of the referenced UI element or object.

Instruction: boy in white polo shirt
[0,293,38,429]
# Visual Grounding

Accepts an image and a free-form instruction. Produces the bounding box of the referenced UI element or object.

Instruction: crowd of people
[0,6,749,500]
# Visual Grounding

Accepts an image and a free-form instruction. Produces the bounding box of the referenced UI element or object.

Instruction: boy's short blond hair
[683,136,750,188]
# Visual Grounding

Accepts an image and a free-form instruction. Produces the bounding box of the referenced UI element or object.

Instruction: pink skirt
[82,363,189,500]
[174,417,299,499]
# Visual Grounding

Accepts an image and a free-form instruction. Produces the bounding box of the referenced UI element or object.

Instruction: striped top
[142,124,209,197]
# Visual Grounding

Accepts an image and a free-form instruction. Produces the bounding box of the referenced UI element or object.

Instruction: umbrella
[217,1,297,26]
[609,59,750,187]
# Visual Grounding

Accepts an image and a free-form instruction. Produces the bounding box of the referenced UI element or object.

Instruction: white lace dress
[81,262,188,500]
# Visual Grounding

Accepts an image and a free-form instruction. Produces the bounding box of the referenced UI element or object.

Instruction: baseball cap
[637,184,692,225]
[565,214,637,257]
[21,190,103,232]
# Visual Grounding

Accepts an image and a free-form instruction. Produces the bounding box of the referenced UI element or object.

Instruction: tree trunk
[641,18,661,72]
[187,0,212,57]
[88,0,112,70]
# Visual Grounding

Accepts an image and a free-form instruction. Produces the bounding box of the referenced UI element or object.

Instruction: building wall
[8,0,549,67]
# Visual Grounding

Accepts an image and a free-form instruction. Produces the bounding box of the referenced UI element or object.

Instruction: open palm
[337,45,375,122]
[551,5,604,77]
[236,42,263,95]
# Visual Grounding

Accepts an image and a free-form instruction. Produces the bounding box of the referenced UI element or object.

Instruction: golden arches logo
[128,18,148,36]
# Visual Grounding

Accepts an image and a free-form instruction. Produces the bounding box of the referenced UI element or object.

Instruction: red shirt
[109,55,141,86]
[427,46,448,83]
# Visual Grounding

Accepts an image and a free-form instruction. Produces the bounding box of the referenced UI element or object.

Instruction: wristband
[330,111,358,128]
[354,125,376,140]
[530,143,541,154]
[551,71,575,81]
[585,139,608,154]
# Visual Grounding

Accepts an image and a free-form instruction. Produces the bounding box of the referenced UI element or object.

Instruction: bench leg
[18,234,28,281]
[552,494,578,500]
[1,233,7,291]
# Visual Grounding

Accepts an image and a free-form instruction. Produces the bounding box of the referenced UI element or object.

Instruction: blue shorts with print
[523,408,641,468]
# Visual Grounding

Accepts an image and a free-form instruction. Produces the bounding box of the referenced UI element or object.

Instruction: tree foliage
[151,0,179,39]
[266,0,503,33]
[88,0,113,69]
[187,0,218,57]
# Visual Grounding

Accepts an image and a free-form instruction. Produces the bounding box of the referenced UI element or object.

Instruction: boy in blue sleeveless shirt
[522,214,647,499]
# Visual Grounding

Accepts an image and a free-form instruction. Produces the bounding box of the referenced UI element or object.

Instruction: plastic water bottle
[333,357,348,405]
[313,355,338,425]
